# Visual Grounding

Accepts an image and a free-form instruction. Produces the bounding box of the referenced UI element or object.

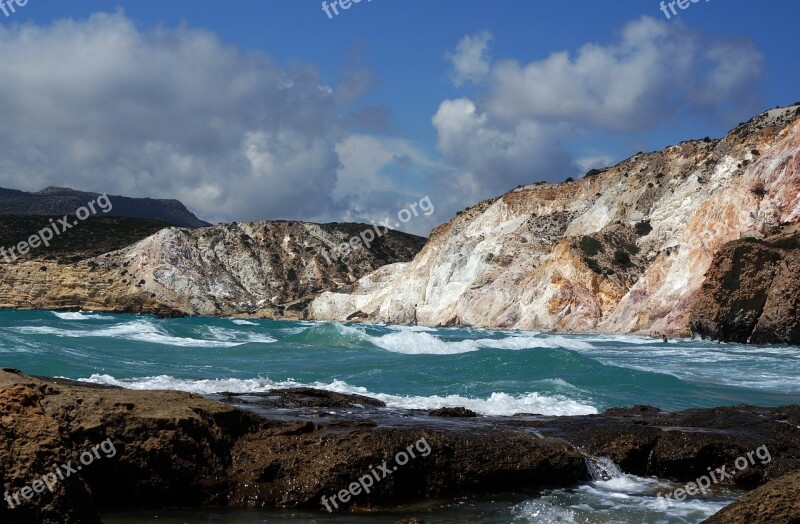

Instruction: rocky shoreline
[1,369,799,523]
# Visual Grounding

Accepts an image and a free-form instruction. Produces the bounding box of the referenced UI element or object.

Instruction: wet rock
[217,387,387,409]
[0,371,584,522]
[428,407,478,418]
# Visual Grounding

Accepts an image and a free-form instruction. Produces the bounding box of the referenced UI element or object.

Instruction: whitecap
[230,319,259,326]
[360,327,594,355]
[51,311,114,320]
[206,326,276,344]
[17,320,243,348]
[79,374,599,416]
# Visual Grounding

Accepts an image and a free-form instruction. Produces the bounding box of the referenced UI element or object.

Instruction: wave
[514,457,729,522]
[17,320,244,348]
[230,319,259,326]
[51,311,114,320]
[77,374,598,416]
[362,326,595,355]
[206,327,277,344]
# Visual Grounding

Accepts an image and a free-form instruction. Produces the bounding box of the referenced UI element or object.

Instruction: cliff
[0,221,426,317]
[310,104,800,337]
[689,223,800,345]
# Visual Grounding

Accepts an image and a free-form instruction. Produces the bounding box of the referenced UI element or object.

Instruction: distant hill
[0,215,172,263]
[0,186,210,228]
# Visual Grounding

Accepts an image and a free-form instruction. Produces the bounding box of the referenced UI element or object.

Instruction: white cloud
[483,17,763,131]
[576,155,616,173]
[433,18,764,203]
[446,30,492,87]
[0,12,766,238]
[0,11,345,225]
[333,135,447,235]
[432,98,574,199]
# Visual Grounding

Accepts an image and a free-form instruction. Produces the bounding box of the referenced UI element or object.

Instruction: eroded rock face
[310,105,800,336]
[0,221,425,318]
[689,224,800,344]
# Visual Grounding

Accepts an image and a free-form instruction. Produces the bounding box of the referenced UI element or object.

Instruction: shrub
[585,169,603,178]
[770,237,799,250]
[635,221,653,236]
[579,236,603,257]
[584,257,602,274]
[613,249,633,268]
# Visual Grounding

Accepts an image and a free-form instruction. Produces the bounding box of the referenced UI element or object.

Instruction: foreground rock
[1,370,799,523]
[702,469,800,524]
[690,223,800,344]
[310,104,800,336]
[0,370,583,523]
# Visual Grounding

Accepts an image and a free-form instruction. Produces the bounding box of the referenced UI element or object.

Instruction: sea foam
[77,374,598,416]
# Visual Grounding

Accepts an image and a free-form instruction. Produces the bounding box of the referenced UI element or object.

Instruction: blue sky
[2,1,798,234]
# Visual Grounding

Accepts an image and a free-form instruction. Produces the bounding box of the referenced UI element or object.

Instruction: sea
[2,309,799,523]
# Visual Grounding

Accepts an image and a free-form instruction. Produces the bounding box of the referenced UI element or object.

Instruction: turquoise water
[2,310,798,414]
[2,309,799,523]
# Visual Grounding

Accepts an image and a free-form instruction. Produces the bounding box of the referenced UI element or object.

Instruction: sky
[1,0,798,235]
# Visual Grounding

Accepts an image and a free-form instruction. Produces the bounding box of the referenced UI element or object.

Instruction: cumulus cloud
[0,12,344,222]
[576,155,616,173]
[483,17,763,130]
[446,30,492,87]
[432,99,573,198]
[0,11,405,227]
[332,134,447,234]
[433,18,764,202]
[0,12,766,237]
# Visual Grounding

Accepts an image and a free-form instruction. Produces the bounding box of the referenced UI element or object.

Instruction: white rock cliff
[310,105,800,335]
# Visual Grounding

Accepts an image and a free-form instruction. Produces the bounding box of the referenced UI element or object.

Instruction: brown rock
[428,407,478,418]
[690,224,800,344]
[702,469,800,524]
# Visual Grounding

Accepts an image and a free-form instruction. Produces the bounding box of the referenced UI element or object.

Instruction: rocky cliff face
[689,224,800,344]
[310,105,800,336]
[0,221,425,317]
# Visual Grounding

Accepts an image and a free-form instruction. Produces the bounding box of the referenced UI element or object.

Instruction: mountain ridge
[0,186,210,228]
